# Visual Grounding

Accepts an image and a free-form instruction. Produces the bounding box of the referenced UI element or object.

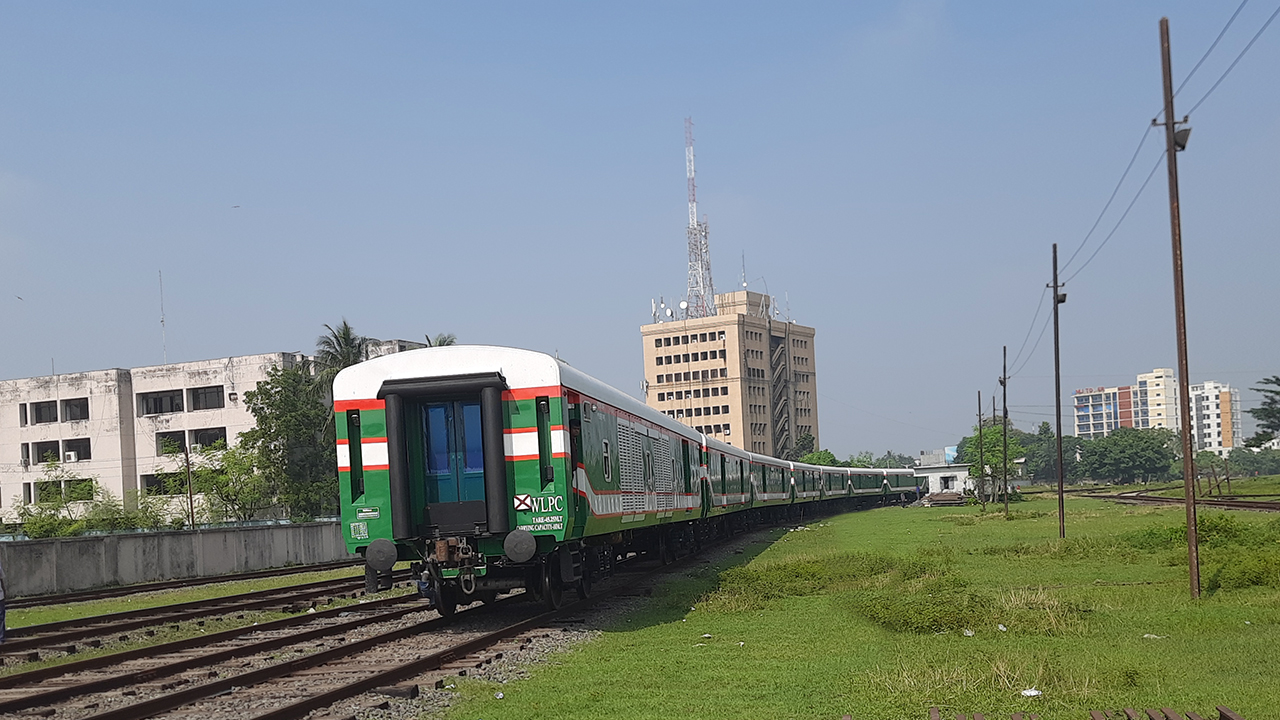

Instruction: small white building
[914,463,973,495]
[0,353,310,519]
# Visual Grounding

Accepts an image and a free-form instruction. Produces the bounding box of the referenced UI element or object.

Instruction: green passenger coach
[333,346,915,614]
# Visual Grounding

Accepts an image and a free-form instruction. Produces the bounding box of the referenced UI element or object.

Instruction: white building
[1189,381,1241,457]
[1136,368,1179,431]
[0,353,310,519]
[1072,368,1180,440]
[914,463,973,495]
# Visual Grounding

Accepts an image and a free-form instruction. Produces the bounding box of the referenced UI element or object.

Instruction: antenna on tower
[159,270,168,365]
[685,117,716,318]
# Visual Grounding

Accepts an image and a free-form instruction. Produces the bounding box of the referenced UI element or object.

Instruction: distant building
[1188,381,1241,457]
[641,290,817,458]
[917,447,957,467]
[914,463,972,495]
[0,343,421,520]
[1073,368,1179,439]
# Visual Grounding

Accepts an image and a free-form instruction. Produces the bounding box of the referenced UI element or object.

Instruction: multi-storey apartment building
[640,290,817,458]
[1189,381,1241,457]
[1072,368,1185,440]
[0,353,309,516]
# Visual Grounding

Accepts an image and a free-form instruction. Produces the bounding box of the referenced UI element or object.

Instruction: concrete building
[1189,381,1241,457]
[1073,368,1179,439]
[640,290,817,458]
[0,353,309,519]
[914,463,973,495]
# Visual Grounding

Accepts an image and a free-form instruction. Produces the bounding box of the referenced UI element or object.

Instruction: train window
[345,410,365,500]
[602,440,611,483]
[536,397,554,487]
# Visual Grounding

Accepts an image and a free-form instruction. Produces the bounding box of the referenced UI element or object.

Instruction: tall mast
[685,118,715,318]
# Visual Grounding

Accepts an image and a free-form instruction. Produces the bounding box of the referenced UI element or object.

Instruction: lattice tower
[685,117,715,318]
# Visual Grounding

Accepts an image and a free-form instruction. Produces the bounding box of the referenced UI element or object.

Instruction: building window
[63,438,91,461]
[20,443,30,467]
[722,405,729,414]
[694,407,702,417]
[710,387,719,397]
[700,351,708,361]
[33,440,60,464]
[157,430,187,454]
[720,369,727,378]
[31,401,58,424]
[19,403,27,427]
[712,406,720,415]
[656,375,664,384]
[655,339,663,348]
[62,398,90,421]
[656,357,664,366]
[190,386,226,411]
[714,424,723,434]
[191,427,227,448]
[721,386,729,395]
[140,390,184,415]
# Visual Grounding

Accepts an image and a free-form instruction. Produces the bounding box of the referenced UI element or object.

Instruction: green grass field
[446,496,1280,720]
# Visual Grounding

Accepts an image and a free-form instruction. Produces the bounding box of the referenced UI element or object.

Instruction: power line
[1009,310,1053,379]
[1174,0,1251,98]
[1186,1,1280,116]
[1061,126,1153,272]
[1008,286,1049,371]
[1062,152,1166,285]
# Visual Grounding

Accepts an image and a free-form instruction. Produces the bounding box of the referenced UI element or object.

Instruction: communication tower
[685,118,716,318]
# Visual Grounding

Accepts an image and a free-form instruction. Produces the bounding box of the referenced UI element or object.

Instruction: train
[333,346,918,613]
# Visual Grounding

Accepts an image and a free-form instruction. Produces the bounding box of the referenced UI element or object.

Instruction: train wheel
[541,559,564,610]
[576,566,593,600]
[436,585,459,618]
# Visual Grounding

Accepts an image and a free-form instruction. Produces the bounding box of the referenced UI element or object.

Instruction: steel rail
[248,563,676,720]
[1084,492,1280,513]
[3,572,405,653]
[5,559,362,610]
[0,595,424,714]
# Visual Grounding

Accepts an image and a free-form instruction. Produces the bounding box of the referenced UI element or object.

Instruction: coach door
[421,401,488,533]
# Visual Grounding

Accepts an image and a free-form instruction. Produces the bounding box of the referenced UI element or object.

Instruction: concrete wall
[0,522,355,598]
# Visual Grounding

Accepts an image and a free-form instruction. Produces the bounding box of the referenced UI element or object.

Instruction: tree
[1245,376,1280,447]
[791,433,815,459]
[849,451,875,468]
[956,420,1026,502]
[1020,421,1085,481]
[798,449,842,466]
[242,362,337,520]
[873,451,916,469]
[425,333,458,347]
[191,441,281,522]
[1227,447,1280,477]
[315,320,368,387]
[1079,427,1176,484]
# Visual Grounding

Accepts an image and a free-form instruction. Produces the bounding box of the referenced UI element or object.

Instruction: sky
[1,1,1277,458]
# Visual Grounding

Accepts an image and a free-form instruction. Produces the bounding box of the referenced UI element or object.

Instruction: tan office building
[640,290,817,458]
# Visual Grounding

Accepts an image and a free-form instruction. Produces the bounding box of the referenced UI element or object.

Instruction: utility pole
[1001,345,1009,517]
[977,392,988,504]
[1051,243,1066,539]
[182,442,196,529]
[1157,16,1200,598]
[992,395,998,504]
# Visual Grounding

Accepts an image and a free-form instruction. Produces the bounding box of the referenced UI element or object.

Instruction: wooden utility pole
[1158,16,1200,598]
[992,395,998,504]
[182,442,196,529]
[1051,243,1066,539]
[977,391,985,507]
[1001,345,1009,517]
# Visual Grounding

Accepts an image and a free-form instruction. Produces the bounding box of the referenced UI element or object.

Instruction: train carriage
[334,346,915,613]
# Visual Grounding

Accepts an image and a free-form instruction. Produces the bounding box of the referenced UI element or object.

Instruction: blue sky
[2,1,1277,457]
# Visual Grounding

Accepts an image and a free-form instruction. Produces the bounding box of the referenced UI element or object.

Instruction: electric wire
[1007,286,1049,372]
[1174,0,1252,98]
[1009,310,1053,379]
[1060,125,1153,272]
[1185,1,1280,117]
[1061,153,1166,285]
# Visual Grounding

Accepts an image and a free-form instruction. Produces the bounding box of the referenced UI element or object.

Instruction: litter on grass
[1142,634,1168,639]
[998,624,1007,632]
[963,629,975,637]
[495,692,504,699]
[702,634,713,638]
[694,643,707,647]
[1021,688,1042,697]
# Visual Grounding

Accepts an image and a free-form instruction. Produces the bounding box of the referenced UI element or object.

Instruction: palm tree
[316,319,368,385]
[425,333,457,347]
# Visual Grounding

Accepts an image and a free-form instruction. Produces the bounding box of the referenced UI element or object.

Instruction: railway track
[1084,492,1280,513]
[2,571,406,656]
[5,560,362,611]
[0,531,747,720]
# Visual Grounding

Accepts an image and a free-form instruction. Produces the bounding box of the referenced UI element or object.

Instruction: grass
[6,565,368,628]
[443,497,1280,720]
